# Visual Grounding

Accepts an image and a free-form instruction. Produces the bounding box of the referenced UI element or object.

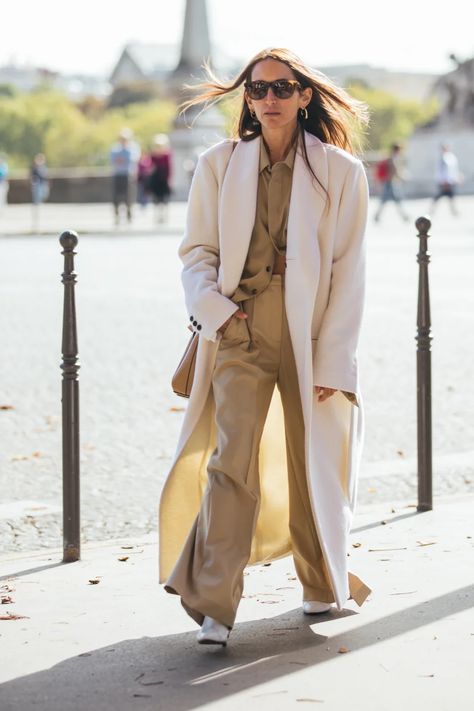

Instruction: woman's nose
[265,88,277,103]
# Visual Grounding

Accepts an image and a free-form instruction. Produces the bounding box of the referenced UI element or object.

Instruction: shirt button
[193,320,198,326]
[190,315,193,321]
[197,324,202,331]
[266,266,271,272]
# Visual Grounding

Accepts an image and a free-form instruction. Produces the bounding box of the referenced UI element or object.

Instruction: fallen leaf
[397,450,404,457]
[88,578,101,585]
[274,627,300,631]
[1,596,14,604]
[352,542,362,548]
[0,613,30,620]
[32,452,42,458]
[169,407,185,412]
[296,699,324,703]
[338,646,350,654]
[287,576,297,581]
[258,600,280,604]
[121,545,134,549]
[0,405,15,410]
[417,540,437,547]
[140,681,164,687]
[263,563,271,567]
[276,586,295,590]
[381,520,387,525]
[391,508,396,513]
[118,556,129,562]
[389,591,417,595]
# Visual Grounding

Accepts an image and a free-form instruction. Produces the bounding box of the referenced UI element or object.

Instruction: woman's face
[246,58,312,133]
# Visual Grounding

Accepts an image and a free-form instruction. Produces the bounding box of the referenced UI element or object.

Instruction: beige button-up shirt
[232,139,296,303]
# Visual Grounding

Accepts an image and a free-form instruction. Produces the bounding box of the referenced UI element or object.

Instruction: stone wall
[6,168,118,204]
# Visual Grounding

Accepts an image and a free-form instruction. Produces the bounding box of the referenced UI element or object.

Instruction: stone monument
[406,55,474,197]
[169,0,227,199]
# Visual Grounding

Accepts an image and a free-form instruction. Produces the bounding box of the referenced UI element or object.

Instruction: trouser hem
[164,583,234,629]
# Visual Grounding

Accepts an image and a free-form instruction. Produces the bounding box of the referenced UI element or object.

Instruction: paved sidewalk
[0,495,472,711]
[1,197,474,554]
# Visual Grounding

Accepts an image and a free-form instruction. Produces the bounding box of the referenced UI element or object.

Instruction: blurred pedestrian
[110,128,139,225]
[373,143,409,223]
[146,134,172,223]
[30,153,49,205]
[136,148,153,208]
[430,144,460,216]
[0,153,8,211]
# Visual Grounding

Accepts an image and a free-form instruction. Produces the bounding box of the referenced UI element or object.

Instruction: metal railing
[60,230,80,562]
[415,217,433,511]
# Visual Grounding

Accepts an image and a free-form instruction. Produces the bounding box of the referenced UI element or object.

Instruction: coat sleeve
[313,159,369,394]
[178,153,238,342]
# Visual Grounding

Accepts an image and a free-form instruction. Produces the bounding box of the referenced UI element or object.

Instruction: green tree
[348,83,439,152]
[0,89,177,168]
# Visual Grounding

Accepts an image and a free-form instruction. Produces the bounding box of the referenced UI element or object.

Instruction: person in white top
[431,144,460,216]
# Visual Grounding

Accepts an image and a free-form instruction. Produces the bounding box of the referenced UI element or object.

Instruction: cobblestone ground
[1,197,473,553]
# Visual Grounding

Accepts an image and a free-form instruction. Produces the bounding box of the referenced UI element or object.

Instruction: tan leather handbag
[171,331,199,398]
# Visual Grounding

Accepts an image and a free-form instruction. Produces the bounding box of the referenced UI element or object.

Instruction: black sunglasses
[244,79,302,100]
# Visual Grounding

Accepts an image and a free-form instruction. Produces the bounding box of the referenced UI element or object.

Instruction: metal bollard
[60,230,81,561]
[415,217,433,511]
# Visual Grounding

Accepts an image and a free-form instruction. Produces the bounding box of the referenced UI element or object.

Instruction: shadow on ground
[1,585,472,711]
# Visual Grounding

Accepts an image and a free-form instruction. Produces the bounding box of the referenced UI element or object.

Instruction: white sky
[2,0,473,77]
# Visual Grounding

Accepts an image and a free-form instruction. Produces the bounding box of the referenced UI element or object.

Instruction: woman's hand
[218,310,248,335]
[314,386,336,402]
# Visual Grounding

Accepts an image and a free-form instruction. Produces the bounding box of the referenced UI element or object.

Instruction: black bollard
[415,217,433,511]
[60,230,81,561]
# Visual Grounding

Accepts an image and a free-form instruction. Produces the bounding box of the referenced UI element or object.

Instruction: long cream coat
[159,132,370,610]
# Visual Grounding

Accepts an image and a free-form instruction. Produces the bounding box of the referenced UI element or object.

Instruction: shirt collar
[259,136,297,174]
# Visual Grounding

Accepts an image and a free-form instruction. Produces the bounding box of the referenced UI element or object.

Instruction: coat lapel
[218,138,260,296]
[285,133,328,401]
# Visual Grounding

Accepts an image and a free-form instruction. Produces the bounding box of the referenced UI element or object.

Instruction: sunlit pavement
[0,197,473,554]
[0,496,472,710]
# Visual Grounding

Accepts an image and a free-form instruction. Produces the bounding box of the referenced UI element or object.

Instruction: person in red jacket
[146,134,172,223]
[373,143,409,223]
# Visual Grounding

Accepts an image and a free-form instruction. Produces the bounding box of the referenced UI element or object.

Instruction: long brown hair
[182,48,369,154]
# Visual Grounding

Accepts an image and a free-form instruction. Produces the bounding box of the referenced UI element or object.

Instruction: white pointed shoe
[303,600,332,615]
[197,616,230,646]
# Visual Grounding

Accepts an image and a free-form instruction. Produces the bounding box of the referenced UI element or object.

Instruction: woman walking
[159,48,371,646]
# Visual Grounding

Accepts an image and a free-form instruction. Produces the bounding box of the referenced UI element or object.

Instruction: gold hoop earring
[300,107,309,120]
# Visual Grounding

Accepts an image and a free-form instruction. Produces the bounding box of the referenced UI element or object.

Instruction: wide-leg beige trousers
[165,276,335,628]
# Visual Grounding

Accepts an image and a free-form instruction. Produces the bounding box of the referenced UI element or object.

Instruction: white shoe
[303,600,332,615]
[197,616,230,646]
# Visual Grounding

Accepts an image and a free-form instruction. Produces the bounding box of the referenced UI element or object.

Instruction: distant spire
[176,0,212,74]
